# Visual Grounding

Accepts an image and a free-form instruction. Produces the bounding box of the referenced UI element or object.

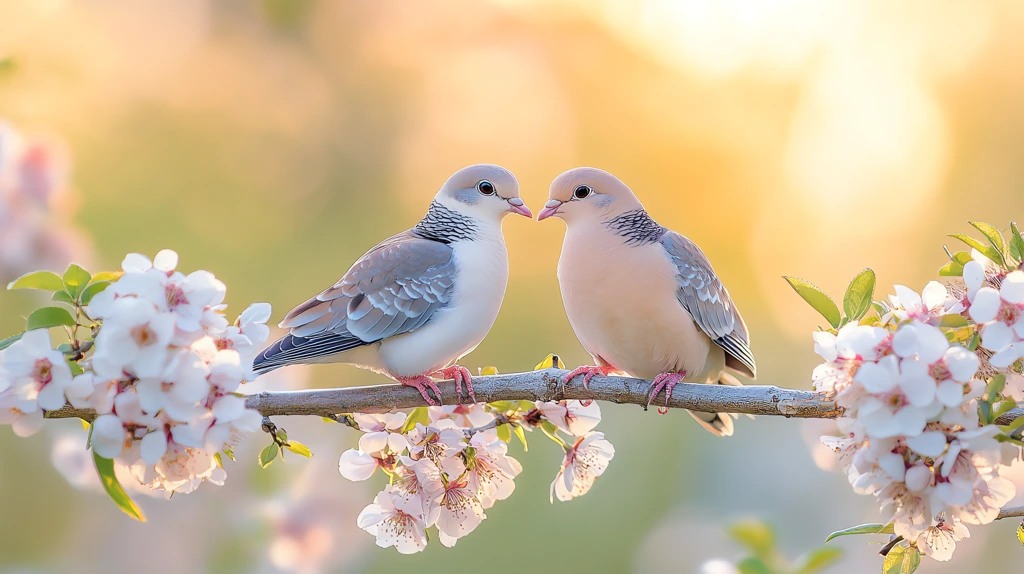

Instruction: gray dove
[538,167,755,436]
[253,164,532,404]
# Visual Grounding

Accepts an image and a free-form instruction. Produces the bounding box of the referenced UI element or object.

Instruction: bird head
[435,164,532,221]
[538,167,643,224]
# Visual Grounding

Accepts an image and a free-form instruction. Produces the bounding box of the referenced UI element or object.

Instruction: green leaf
[496,423,512,443]
[93,451,146,522]
[783,276,841,328]
[275,429,288,443]
[970,221,1010,267]
[51,290,75,304]
[0,332,22,351]
[938,250,972,277]
[728,520,775,557]
[900,546,921,574]
[26,306,77,330]
[7,270,64,291]
[796,547,843,574]
[259,443,279,468]
[62,264,92,299]
[937,314,969,328]
[90,271,123,283]
[843,269,876,321]
[949,233,1002,266]
[213,452,224,469]
[223,448,236,461]
[825,523,894,543]
[736,557,773,574]
[401,407,431,433]
[66,358,84,376]
[286,441,313,458]
[882,545,905,574]
[80,281,111,306]
[534,353,566,370]
[512,424,528,452]
[1011,222,1024,262]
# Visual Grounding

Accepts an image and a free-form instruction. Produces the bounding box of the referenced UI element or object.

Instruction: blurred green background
[2,1,1024,572]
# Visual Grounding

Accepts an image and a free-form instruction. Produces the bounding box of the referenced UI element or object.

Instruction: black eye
[573,185,592,199]
[477,180,495,195]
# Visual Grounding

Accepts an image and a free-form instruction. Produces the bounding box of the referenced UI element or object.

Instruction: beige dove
[538,167,756,436]
[253,164,532,405]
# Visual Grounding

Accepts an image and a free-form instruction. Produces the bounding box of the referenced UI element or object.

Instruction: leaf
[67,358,84,376]
[900,546,921,574]
[736,557,773,574]
[401,407,431,433]
[259,443,279,468]
[479,366,499,376]
[93,451,146,522]
[534,353,566,371]
[1017,521,1024,546]
[0,332,23,351]
[80,281,111,306]
[223,448,236,461]
[51,290,75,304]
[938,251,972,277]
[512,424,528,452]
[1011,222,1024,262]
[275,429,288,443]
[937,314,969,328]
[843,269,876,321]
[90,271,123,283]
[26,306,76,330]
[882,545,905,574]
[796,546,844,574]
[970,221,1010,267]
[321,416,338,423]
[728,520,775,557]
[825,523,894,543]
[286,441,313,458]
[949,233,1003,266]
[62,264,92,299]
[80,419,90,430]
[783,276,841,328]
[7,270,64,291]
[496,423,512,443]
[213,452,224,469]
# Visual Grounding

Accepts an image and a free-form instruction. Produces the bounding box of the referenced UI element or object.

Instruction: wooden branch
[44,369,1023,425]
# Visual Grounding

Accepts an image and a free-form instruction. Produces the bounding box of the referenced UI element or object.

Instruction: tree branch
[44,369,1023,424]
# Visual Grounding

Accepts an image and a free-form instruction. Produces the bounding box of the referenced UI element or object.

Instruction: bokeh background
[2,1,1024,572]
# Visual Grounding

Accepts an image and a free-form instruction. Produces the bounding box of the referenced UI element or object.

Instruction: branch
[43,369,1023,424]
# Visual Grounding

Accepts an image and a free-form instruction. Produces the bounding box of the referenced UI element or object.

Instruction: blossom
[888,282,957,323]
[356,486,429,554]
[466,433,522,508]
[550,432,615,502]
[536,400,601,436]
[407,423,465,464]
[434,457,486,542]
[914,517,970,562]
[91,297,175,379]
[0,329,73,412]
[339,431,409,481]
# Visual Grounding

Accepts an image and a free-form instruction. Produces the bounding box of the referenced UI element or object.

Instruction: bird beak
[506,197,533,218]
[537,199,562,221]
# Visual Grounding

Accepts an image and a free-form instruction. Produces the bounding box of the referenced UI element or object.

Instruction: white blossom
[550,432,615,502]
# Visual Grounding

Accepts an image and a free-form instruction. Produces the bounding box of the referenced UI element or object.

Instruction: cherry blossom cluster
[341,399,614,553]
[962,254,1024,371]
[0,250,271,497]
[0,120,90,281]
[812,279,1019,562]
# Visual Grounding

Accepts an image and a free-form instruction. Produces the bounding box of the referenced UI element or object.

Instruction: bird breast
[557,226,714,381]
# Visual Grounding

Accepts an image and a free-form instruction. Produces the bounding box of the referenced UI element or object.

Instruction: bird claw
[398,375,443,406]
[648,372,685,415]
[437,365,475,403]
[561,365,611,405]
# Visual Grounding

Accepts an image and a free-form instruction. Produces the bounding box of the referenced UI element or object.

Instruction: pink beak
[537,199,562,221]
[506,197,533,218]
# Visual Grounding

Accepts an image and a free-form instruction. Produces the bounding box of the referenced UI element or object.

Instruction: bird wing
[661,230,756,378]
[254,231,456,371]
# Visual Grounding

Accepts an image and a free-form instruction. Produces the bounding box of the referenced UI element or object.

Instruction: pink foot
[648,372,686,415]
[397,375,443,406]
[435,365,475,403]
[561,365,613,406]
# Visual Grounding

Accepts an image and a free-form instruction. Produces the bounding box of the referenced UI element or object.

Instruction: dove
[538,167,755,436]
[253,164,531,405]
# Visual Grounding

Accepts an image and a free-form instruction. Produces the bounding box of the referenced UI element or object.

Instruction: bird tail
[686,370,745,437]
[252,332,367,377]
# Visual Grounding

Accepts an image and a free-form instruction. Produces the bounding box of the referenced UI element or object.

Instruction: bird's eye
[477,180,495,195]
[573,185,592,200]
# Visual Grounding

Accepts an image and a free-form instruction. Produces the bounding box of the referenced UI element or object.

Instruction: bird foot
[561,365,613,406]
[435,365,475,403]
[648,372,686,415]
[397,375,443,406]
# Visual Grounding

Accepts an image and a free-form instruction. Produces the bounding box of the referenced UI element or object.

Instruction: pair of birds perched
[253,165,755,436]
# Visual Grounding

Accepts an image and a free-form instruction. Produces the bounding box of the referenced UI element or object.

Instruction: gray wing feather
[661,231,756,378]
[256,231,456,371]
